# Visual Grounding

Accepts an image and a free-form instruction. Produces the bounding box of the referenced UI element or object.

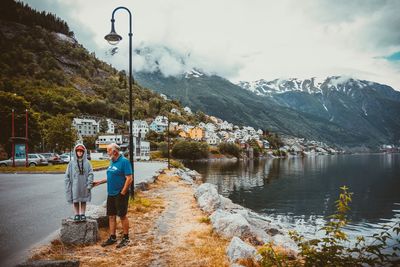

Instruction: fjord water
[186,154,400,239]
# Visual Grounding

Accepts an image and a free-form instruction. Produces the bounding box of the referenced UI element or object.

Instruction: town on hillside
[72,100,343,160]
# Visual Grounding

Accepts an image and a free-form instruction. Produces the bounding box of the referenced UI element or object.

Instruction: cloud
[22,0,400,90]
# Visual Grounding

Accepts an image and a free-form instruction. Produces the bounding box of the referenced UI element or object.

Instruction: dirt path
[30,170,229,267]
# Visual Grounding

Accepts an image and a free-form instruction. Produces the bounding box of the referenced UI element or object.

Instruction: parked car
[59,153,73,164]
[40,153,62,164]
[0,153,48,167]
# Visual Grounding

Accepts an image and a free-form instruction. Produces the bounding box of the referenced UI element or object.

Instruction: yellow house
[189,127,204,140]
[178,130,188,138]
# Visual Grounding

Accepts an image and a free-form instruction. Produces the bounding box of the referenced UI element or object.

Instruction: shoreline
[25,166,297,266]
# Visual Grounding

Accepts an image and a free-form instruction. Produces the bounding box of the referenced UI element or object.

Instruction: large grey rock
[220,196,242,211]
[86,205,108,228]
[60,218,98,245]
[272,233,298,253]
[197,189,222,213]
[186,170,202,181]
[226,237,258,263]
[17,260,79,267]
[180,172,194,184]
[194,183,218,199]
[211,212,250,239]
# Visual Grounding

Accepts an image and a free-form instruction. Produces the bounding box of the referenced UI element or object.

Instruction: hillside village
[72,94,343,160]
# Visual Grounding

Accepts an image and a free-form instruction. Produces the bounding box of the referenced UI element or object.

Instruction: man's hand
[92,179,106,187]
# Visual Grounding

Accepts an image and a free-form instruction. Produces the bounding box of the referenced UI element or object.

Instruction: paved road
[0,161,166,267]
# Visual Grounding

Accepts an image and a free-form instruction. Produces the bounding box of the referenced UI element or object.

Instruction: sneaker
[116,237,130,248]
[73,215,80,222]
[80,214,86,222]
[101,236,117,247]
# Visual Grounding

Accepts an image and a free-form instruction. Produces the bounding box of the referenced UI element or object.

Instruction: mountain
[136,71,400,148]
[0,0,199,152]
[238,77,400,145]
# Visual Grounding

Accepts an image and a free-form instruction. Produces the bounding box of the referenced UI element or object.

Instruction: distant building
[160,94,168,100]
[170,108,181,115]
[149,116,168,133]
[72,118,99,137]
[106,119,115,134]
[127,120,149,138]
[184,106,192,114]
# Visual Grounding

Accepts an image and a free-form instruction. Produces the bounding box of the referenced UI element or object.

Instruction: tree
[43,115,77,152]
[218,142,241,158]
[99,118,108,133]
[82,136,96,151]
[172,141,209,160]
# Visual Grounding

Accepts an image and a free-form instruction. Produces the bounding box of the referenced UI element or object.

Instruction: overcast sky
[23,0,400,90]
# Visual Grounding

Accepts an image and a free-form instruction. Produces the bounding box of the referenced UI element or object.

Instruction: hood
[74,143,88,162]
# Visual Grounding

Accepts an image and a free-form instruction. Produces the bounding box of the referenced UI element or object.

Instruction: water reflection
[186,154,400,237]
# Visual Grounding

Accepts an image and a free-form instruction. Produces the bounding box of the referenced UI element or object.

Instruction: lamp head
[104,19,122,45]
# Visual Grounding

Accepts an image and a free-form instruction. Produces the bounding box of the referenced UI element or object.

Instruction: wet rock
[60,218,98,245]
[17,260,79,267]
[211,212,251,239]
[226,236,258,263]
[86,204,108,228]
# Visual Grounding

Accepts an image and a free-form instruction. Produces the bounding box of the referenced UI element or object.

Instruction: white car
[60,153,73,163]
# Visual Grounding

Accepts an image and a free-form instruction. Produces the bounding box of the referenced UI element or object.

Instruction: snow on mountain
[236,76,376,97]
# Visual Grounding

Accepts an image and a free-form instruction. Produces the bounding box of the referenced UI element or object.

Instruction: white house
[160,94,168,100]
[149,116,168,133]
[206,133,221,145]
[170,108,181,115]
[127,120,149,138]
[96,134,126,150]
[257,129,263,136]
[218,121,233,131]
[205,123,217,132]
[184,106,192,114]
[73,118,99,137]
[106,119,115,134]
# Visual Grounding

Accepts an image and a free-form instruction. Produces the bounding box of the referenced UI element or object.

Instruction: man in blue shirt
[93,143,133,248]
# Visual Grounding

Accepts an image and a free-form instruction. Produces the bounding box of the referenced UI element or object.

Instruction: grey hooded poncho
[64,144,94,203]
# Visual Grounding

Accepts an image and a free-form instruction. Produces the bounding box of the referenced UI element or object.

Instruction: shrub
[172,140,209,160]
[218,142,241,158]
[259,186,400,266]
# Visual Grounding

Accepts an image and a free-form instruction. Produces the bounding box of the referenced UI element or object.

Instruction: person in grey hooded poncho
[65,144,94,222]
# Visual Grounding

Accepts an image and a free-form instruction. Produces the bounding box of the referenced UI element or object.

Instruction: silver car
[0,153,49,167]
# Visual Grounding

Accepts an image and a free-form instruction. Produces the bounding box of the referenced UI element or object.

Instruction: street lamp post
[105,6,135,198]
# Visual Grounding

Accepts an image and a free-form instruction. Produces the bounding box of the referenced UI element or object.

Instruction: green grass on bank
[0,160,109,173]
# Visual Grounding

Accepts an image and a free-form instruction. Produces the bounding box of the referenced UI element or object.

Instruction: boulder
[85,205,108,228]
[60,218,98,245]
[186,170,202,181]
[197,190,222,213]
[194,183,218,199]
[226,237,258,263]
[211,212,250,239]
[17,260,79,267]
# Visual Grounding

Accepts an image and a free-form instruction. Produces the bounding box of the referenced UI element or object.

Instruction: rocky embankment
[26,166,297,267]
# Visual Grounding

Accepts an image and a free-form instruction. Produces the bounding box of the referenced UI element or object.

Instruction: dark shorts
[106,193,129,217]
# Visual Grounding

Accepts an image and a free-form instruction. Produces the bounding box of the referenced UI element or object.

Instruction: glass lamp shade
[104,32,122,45]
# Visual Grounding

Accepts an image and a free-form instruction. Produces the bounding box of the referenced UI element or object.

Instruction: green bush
[172,140,209,160]
[259,186,400,266]
[218,142,241,158]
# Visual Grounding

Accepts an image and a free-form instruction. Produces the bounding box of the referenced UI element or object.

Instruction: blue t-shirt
[106,155,133,196]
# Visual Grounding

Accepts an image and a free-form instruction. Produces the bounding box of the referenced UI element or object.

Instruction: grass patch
[198,216,211,224]
[0,160,109,173]
[129,195,163,213]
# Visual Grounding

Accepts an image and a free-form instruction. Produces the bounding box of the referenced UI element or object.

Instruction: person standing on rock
[93,143,133,248]
[65,144,94,222]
